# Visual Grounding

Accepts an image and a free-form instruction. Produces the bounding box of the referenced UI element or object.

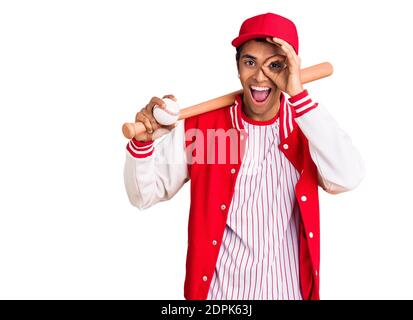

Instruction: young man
[124,13,365,300]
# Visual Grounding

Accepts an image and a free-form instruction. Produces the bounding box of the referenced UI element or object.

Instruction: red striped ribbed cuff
[126,138,154,158]
[288,89,318,117]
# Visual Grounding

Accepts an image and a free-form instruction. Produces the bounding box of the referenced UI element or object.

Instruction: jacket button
[212,240,217,246]
[220,204,226,210]
[301,195,307,202]
[202,276,208,282]
[230,168,236,174]
[283,143,289,150]
[309,232,314,239]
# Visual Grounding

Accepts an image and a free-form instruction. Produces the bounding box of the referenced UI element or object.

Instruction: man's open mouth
[250,86,272,104]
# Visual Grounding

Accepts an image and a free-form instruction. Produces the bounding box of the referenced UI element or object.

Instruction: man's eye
[269,61,284,70]
[244,60,255,66]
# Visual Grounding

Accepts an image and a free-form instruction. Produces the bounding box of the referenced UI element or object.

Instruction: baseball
[153,98,180,126]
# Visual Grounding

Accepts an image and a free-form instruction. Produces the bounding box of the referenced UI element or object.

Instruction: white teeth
[251,86,271,91]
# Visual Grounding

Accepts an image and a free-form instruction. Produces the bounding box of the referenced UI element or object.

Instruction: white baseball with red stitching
[153,98,180,125]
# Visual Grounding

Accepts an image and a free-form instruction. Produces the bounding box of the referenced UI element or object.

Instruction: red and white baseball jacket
[124,89,365,300]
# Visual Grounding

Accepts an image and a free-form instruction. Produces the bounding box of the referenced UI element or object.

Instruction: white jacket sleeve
[289,90,365,194]
[123,119,189,210]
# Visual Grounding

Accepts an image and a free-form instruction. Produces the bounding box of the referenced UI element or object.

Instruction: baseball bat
[122,62,333,139]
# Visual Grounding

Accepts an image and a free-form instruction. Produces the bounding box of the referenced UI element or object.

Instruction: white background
[0,0,412,299]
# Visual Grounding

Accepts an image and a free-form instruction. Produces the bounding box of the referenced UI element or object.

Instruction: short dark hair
[235,38,267,64]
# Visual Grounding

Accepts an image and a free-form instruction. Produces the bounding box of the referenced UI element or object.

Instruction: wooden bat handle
[122,62,333,139]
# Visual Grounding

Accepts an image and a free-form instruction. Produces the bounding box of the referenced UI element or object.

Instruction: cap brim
[231,33,274,48]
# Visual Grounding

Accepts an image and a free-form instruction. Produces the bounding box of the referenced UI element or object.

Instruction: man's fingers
[142,107,161,130]
[149,96,166,110]
[266,37,282,47]
[271,37,300,67]
[136,113,154,133]
[270,37,294,52]
[163,94,177,102]
[263,55,288,69]
[265,37,299,69]
[261,65,282,85]
[261,55,287,78]
[261,64,273,79]
[134,94,178,140]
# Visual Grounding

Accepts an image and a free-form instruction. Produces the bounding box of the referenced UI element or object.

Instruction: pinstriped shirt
[207,111,302,300]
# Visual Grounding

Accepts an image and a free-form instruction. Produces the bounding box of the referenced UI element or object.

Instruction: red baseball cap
[231,13,299,54]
